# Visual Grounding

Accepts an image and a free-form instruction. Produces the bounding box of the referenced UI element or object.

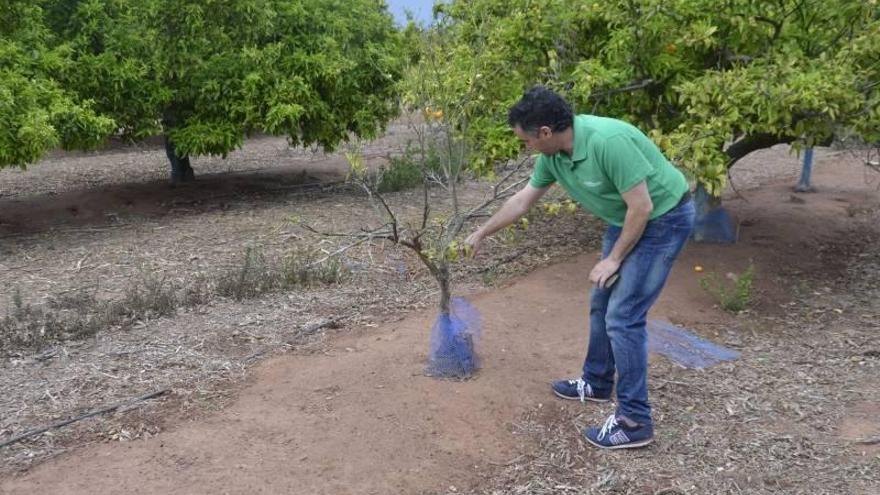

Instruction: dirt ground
[0,133,878,494]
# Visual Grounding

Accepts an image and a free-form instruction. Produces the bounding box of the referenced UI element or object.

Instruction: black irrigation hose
[0,389,170,449]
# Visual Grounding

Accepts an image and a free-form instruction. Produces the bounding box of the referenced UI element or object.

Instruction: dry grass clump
[1,248,348,355]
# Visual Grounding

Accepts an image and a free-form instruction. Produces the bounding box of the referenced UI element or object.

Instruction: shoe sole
[584,436,654,450]
[552,390,611,402]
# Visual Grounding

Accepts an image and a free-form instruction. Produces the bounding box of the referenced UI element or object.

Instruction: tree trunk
[163,135,195,184]
[438,264,451,316]
[692,182,736,243]
[725,133,796,168]
[692,132,822,243]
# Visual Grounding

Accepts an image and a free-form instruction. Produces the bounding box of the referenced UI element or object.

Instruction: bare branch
[726,133,796,168]
[446,174,530,241]
[588,78,656,100]
[421,179,430,230]
[301,222,396,241]
[492,155,533,196]
[425,169,448,190]
[300,223,360,238]
[307,237,372,267]
[754,16,782,42]
[861,79,880,93]
[590,78,656,113]
[370,184,400,242]
[469,176,530,219]
[347,170,402,243]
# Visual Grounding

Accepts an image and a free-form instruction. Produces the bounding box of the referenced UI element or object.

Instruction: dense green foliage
[402,1,880,194]
[0,1,114,168]
[6,0,877,191]
[2,0,404,175]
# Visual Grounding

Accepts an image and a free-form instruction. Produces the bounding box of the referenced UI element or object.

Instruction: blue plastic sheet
[425,298,481,378]
[647,319,740,369]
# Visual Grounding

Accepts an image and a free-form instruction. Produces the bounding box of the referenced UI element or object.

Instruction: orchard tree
[0,1,114,168]
[414,0,879,198]
[43,0,404,182]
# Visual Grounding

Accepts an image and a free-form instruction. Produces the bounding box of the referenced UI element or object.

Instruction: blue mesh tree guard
[425,298,481,378]
[647,319,740,369]
[795,148,815,192]
[692,184,737,244]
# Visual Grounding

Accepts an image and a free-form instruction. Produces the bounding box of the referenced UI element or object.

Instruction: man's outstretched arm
[465,183,550,255]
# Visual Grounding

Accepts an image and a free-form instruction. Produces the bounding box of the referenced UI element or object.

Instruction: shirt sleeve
[529,155,556,188]
[596,135,654,193]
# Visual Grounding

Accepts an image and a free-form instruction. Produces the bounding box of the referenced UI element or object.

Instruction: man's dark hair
[507,86,573,133]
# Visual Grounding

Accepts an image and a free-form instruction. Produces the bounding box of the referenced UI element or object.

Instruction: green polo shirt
[530,115,689,226]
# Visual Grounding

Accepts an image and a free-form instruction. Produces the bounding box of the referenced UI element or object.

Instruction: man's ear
[538,126,552,138]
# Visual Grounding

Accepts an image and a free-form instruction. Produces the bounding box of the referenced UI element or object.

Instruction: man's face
[513,125,556,155]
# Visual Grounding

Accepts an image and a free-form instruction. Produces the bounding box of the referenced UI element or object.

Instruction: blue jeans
[582,199,695,425]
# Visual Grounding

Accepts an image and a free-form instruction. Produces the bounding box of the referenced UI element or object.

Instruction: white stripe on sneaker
[609,430,630,445]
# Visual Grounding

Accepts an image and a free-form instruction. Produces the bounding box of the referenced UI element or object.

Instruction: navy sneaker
[551,378,611,403]
[584,414,654,449]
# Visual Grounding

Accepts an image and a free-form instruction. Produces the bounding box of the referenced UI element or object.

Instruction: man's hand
[464,230,485,257]
[589,257,621,288]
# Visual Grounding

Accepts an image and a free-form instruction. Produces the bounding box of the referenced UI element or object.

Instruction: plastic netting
[425,298,481,378]
[647,319,740,369]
